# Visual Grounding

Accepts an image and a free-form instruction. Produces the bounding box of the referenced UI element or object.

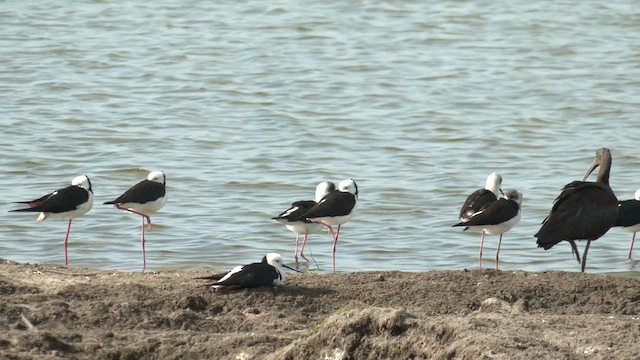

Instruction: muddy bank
[0,259,639,359]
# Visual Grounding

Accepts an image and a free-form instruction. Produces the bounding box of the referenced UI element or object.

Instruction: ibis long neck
[597,153,612,185]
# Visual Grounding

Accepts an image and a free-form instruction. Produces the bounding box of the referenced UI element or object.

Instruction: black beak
[283,264,302,273]
[499,188,505,196]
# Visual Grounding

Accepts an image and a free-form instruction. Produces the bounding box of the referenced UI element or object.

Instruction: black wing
[195,257,268,282]
[458,189,498,220]
[13,192,56,208]
[272,200,316,222]
[298,191,356,220]
[194,272,228,281]
[214,263,280,288]
[105,180,165,205]
[614,200,640,227]
[11,186,89,214]
[454,198,518,227]
[535,181,618,249]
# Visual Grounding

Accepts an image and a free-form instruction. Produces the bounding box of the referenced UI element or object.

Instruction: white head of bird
[265,253,296,284]
[315,181,336,202]
[485,172,502,197]
[147,170,165,185]
[338,178,358,197]
[72,175,93,192]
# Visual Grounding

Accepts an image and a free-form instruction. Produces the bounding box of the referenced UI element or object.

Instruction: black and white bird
[535,148,618,273]
[453,189,522,270]
[457,172,504,229]
[197,253,299,293]
[272,181,336,265]
[10,175,94,266]
[104,170,166,271]
[454,172,504,269]
[297,178,358,273]
[613,189,640,260]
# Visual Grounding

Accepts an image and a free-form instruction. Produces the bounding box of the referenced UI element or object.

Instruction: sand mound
[0,260,638,359]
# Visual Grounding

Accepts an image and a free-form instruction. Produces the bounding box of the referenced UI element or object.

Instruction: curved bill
[582,161,599,181]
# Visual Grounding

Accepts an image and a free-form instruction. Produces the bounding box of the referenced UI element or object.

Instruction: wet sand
[1,259,639,359]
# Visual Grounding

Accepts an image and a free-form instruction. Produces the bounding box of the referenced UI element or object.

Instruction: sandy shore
[0,259,639,359]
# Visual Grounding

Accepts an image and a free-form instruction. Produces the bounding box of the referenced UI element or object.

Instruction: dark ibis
[535,148,618,272]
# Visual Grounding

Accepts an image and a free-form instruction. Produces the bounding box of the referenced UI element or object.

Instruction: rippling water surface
[1,1,639,277]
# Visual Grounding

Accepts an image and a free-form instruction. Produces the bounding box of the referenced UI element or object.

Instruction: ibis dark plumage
[613,189,640,259]
[10,175,94,266]
[535,148,618,272]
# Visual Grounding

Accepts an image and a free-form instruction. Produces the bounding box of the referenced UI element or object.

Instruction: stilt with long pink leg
[105,170,166,271]
[10,175,94,267]
[495,233,504,270]
[272,181,336,267]
[478,231,485,269]
[613,189,640,260]
[299,179,359,273]
[64,219,72,266]
[454,189,522,271]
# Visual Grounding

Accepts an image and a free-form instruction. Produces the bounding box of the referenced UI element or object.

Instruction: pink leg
[316,221,335,238]
[141,216,147,271]
[299,232,310,262]
[64,219,72,266]
[629,233,636,260]
[313,221,339,272]
[294,234,300,264]
[478,231,485,270]
[332,225,342,273]
[116,205,152,230]
[495,234,503,270]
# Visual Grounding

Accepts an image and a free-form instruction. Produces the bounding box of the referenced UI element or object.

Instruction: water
[1,1,639,277]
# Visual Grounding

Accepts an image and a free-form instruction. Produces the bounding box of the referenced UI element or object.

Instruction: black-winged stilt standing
[454,172,504,269]
[454,189,522,270]
[535,148,618,272]
[613,189,640,259]
[457,172,503,226]
[104,170,166,271]
[272,181,336,265]
[197,253,299,293]
[10,175,94,266]
[298,178,358,273]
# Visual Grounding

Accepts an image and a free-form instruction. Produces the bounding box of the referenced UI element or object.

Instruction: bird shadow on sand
[197,285,336,298]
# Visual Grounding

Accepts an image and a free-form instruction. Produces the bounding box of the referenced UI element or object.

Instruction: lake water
[1,1,639,277]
